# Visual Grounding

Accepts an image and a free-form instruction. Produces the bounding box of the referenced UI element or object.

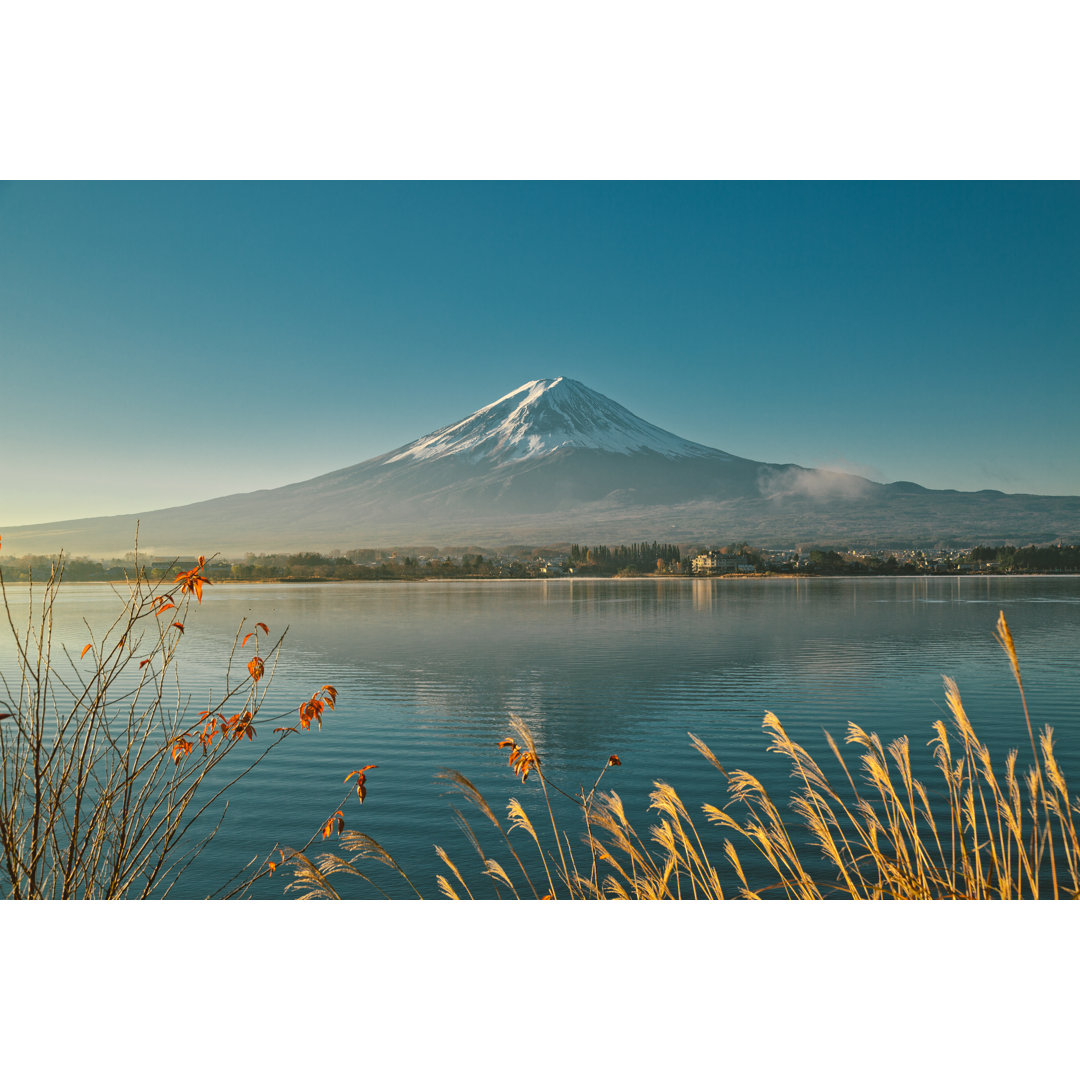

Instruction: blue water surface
[5,575,1077,898]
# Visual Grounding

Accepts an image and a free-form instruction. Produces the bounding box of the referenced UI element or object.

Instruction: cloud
[757,463,876,500]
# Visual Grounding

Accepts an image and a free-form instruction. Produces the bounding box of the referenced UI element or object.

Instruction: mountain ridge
[3,377,1080,556]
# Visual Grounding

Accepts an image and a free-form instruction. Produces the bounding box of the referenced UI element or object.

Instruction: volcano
[5,377,1080,555]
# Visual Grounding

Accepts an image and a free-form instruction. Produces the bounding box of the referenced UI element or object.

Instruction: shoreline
[10,571,1080,587]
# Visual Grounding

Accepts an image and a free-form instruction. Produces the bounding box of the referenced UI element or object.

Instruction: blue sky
[2,180,1078,526]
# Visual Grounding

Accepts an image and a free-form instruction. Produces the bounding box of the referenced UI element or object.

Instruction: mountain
[5,377,1080,556]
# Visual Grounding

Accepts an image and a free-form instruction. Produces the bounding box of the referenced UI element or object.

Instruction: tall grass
[283,610,1079,900]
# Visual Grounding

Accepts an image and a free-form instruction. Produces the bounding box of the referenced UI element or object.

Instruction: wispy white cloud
[758,464,876,500]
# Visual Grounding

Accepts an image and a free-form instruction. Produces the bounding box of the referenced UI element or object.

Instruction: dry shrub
[0,541,335,898]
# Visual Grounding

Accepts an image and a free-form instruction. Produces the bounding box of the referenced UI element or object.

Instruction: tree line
[6,541,1080,582]
[967,544,1080,572]
[568,542,684,574]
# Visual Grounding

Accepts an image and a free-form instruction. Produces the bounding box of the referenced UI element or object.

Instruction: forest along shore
[4,541,1080,583]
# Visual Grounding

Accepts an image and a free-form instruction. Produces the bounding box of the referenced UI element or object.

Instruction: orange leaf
[174,557,212,603]
[155,602,175,615]
[198,717,218,750]
[225,711,255,741]
[608,754,621,767]
[170,737,194,763]
[242,633,254,647]
[248,656,265,682]
[139,658,152,669]
[171,622,185,633]
[345,765,377,803]
[80,643,93,659]
[256,622,269,634]
[344,765,377,783]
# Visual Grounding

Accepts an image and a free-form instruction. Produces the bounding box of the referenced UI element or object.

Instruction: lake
[4,575,1079,898]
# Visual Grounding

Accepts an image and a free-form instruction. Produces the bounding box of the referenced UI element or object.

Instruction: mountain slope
[4,378,1080,555]
[383,377,726,464]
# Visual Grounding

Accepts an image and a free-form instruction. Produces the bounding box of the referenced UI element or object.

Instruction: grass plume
[282,610,1079,900]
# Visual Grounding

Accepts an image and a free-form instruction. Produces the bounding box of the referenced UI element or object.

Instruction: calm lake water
[5,575,1080,898]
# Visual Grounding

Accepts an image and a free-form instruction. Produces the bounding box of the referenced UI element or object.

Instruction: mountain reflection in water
[7,575,1078,898]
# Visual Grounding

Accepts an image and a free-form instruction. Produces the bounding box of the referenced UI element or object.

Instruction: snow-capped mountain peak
[386,377,727,465]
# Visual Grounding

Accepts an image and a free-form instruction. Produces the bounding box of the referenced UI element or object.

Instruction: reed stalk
[289,610,1079,901]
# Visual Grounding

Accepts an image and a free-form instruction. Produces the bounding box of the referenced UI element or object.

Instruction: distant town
[3,541,1080,583]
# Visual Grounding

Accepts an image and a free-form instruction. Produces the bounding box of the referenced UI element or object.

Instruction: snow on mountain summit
[387,377,727,465]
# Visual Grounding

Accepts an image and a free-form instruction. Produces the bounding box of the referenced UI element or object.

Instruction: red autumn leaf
[139,658,152,669]
[608,754,621,767]
[248,656,265,682]
[155,602,175,615]
[256,622,269,634]
[80,643,93,659]
[171,622,185,634]
[242,632,254,648]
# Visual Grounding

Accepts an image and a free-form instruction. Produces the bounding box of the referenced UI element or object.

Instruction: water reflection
[4,576,1079,897]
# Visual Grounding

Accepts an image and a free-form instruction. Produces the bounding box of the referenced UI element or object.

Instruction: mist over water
[7,576,1079,898]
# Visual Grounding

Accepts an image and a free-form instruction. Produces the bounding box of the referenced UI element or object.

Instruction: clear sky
[2,180,1077,526]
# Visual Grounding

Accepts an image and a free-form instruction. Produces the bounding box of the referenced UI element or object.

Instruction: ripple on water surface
[4,576,1078,897]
